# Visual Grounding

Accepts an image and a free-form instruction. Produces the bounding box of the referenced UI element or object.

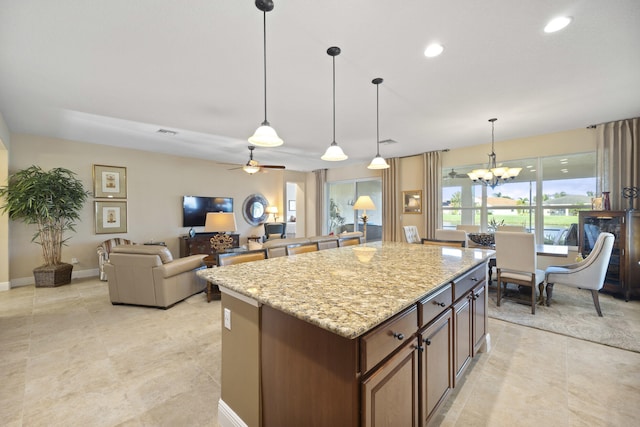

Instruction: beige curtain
[382,157,400,241]
[314,169,327,235]
[422,151,442,239]
[596,117,640,210]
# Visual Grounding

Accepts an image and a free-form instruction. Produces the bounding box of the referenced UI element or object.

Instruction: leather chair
[97,238,133,281]
[495,231,545,314]
[338,236,363,247]
[403,226,421,243]
[104,245,207,308]
[422,239,465,248]
[286,242,319,256]
[545,232,614,316]
[216,249,268,266]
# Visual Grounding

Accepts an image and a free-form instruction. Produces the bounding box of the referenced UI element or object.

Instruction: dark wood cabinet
[179,232,239,266]
[579,210,640,300]
[362,339,420,427]
[419,309,454,425]
[452,264,487,384]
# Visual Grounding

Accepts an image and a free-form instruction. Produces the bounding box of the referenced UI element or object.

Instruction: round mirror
[242,193,269,226]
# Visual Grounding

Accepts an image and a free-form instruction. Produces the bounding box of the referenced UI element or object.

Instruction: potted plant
[0,165,89,287]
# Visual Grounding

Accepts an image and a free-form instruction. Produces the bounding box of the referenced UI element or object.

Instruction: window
[326,179,382,241]
[442,152,595,246]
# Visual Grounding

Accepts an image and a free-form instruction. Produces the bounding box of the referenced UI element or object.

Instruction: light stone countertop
[198,241,494,339]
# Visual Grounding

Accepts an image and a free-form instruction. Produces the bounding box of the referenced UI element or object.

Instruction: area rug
[487,284,640,353]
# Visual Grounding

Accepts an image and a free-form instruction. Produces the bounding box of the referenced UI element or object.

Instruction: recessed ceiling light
[544,16,572,33]
[424,43,444,58]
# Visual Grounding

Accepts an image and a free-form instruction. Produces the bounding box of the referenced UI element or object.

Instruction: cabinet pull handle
[392,332,404,341]
[433,301,446,307]
[423,338,432,346]
[413,344,424,353]
[474,292,480,299]
[471,276,478,282]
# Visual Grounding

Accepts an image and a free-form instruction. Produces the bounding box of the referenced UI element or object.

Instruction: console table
[179,232,239,267]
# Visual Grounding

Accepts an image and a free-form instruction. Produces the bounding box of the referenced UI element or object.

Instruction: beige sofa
[104,245,207,308]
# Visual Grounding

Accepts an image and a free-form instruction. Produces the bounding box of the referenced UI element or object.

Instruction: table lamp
[266,206,279,222]
[353,195,376,243]
[204,212,238,252]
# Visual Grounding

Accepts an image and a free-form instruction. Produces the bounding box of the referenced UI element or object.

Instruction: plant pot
[33,263,73,287]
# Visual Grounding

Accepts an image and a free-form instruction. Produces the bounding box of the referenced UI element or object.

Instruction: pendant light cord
[376,83,380,156]
[332,54,336,143]
[262,10,268,124]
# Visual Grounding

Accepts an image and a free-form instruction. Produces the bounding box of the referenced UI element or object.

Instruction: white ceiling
[1,0,639,172]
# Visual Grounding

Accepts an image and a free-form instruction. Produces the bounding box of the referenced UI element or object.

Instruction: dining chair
[495,231,545,314]
[286,242,319,256]
[403,225,421,243]
[496,225,526,232]
[544,232,614,316]
[216,249,268,266]
[456,224,480,233]
[338,236,363,247]
[421,239,465,248]
[434,229,467,247]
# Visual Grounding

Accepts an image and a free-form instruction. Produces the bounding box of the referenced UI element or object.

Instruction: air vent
[157,129,177,136]
[379,139,397,145]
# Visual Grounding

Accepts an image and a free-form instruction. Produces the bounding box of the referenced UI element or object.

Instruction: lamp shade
[321,142,348,161]
[204,212,237,233]
[353,195,376,211]
[367,155,390,169]
[265,206,278,214]
[248,124,283,148]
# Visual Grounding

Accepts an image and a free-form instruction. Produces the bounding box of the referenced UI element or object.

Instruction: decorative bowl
[468,233,495,246]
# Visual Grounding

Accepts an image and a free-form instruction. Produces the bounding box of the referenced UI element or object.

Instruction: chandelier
[467,118,521,189]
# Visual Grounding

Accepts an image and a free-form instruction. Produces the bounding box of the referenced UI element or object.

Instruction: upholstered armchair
[103,245,207,308]
[97,238,133,281]
[545,232,614,316]
[263,222,286,241]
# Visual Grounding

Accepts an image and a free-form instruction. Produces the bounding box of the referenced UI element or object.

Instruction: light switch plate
[224,308,231,330]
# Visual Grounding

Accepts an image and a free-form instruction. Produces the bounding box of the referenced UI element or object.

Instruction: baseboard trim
[0,281,9,291]
[218,399,248,427]
[4,268,100,289]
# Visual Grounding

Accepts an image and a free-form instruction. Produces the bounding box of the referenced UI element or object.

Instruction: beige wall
[0,113,9,289]
[6,133,307,283]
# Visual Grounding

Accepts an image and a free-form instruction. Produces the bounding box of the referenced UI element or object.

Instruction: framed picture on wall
[93,164,127,198]
[288,200,296,211]
[95,201,127,234]
[402,190,422,214]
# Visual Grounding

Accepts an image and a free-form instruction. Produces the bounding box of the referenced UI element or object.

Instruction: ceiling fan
[445,168,467,179]
[232,145,286,174]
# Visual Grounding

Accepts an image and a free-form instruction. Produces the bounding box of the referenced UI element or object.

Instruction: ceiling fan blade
[260,165,286,169]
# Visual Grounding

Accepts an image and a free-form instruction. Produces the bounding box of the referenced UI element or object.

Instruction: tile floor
[1,277,639,427]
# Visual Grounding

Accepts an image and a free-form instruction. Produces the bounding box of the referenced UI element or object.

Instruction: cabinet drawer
[418,283,452,328]
[360,306,418,374]
[453,264,485,301]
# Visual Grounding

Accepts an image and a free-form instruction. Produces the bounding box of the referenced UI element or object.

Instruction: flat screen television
[182,196,233,227]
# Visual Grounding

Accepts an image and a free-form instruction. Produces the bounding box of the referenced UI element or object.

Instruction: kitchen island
[198,241,494,427]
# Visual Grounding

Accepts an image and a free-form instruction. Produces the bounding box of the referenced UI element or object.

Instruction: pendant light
[367,78,390,169]
[467,118,522,189]
[321,46,348,161]
[248,0,283,147]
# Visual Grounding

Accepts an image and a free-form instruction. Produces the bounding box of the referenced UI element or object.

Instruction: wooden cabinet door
[472,282,487,355]
[362,339,419,427]
[419,309,453,425]
[453,295,472,384]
